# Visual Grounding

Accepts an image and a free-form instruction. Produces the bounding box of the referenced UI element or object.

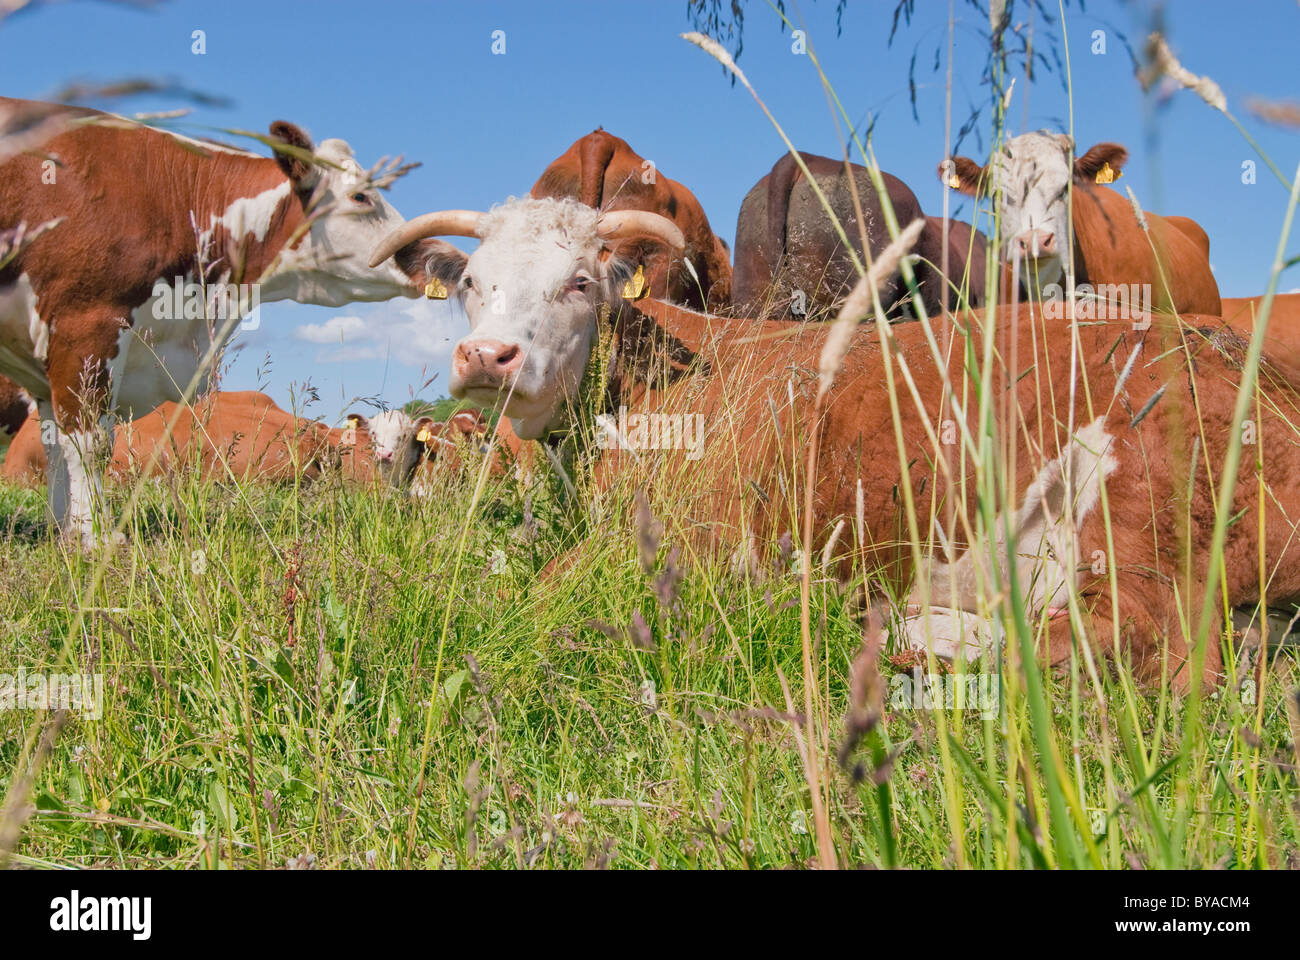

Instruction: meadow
[0,431,1295,869]
[0,1,1298,874]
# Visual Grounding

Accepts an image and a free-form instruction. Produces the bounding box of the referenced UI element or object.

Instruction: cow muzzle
[1013,229,1058,260]
[451,338,524,396]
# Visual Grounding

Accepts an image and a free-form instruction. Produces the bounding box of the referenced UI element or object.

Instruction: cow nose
[453,338,523,386]
[378,451,394,463]
[1016,230,1056,257]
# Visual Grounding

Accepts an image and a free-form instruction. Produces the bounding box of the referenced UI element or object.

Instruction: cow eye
[571,274,594,292]
[350,192,371,205]
[462,275,474,290]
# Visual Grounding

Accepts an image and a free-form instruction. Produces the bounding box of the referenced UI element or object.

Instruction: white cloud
[291,299,468,366]
[294,314,370,344]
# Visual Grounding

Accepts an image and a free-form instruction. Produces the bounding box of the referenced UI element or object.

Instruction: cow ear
[394,238,469,295]
[270,121,319,190]
[939,157,988,196]
[1074,142,1128,184]
[413,417,436,446]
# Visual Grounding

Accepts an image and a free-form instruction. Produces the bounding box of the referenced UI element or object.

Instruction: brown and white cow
[407,409,521,495]
[334,409,438,487]
[531,129,732,312]
[3,390,335,485]
[372,196,1300,689]
[0,97,455,541]
[0,372,32,449]
[733,151,994,320]
[942,132,1221,315]
[2,391,442,489]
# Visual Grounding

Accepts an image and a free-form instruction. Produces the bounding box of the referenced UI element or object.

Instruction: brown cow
[408,410,526,495]
[531,129,732,311]
[1218,293,1300,374]
[374,196,1300,690]
[732,151,994,321]
[943,132,1221,315]
[0,96,454,542]
[0,372,31,443]
[4,391,341,486]
[1,392,442,490]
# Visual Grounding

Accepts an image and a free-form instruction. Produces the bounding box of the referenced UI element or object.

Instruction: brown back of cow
[590,297,1300,691]
[530,129,732,312]
[1070,182,1221,315]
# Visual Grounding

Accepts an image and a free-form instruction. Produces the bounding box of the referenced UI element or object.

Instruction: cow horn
[368,210,484,267]
[596,210,686,254]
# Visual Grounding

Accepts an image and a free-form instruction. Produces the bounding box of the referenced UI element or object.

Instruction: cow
[1219,293,1300,375]
[371,195,1300,690]
[336,409,439,487]
[732,151,994,321]
[0,96,457,542]
[4,390,331,485]
[942,132,1221,315]
[530,129,732,312]
[407,409,515,496]
[0,373,32,456]
[1,392,444,490]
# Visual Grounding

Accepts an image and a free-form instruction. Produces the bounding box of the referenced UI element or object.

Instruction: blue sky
[3,0,1297,419]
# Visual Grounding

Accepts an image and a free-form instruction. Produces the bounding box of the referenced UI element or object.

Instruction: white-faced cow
[371,195,1300,690]
[942,132,1221,315]
[0,96,455,542]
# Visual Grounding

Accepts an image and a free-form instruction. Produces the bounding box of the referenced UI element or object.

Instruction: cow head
[941,132,1128,290]
[345,409,434,485]
[367,197,685,439]
[264,121,457,307]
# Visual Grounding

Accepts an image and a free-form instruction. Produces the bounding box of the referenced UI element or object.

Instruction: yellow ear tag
[622,264,648,300]
[416,427,431,442]
[947,174,962,190]
[424,277,448,300]
[1094,161,1121,185]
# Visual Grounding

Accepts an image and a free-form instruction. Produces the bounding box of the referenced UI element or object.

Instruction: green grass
[0,461,1295,870]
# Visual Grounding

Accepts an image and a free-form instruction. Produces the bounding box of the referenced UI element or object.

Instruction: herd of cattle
[3,96,1300,689]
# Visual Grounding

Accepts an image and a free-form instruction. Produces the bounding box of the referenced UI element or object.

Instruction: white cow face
[365,197,684,441]
[348,409,432,484]
[449,200,630,439]
[943,133,1128,291]
[265,123,424,307]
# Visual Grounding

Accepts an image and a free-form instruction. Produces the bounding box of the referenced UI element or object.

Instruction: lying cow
[334,408,440,487]
[1218,293,1300,375]
[0,96,456,543]
[732,151,993,320]
[1,392,437,489]
[531,129,732,312]
[942,132,1221,315]
[0,374,32,457]
[373,195,1300,690]
[407,409,534,497]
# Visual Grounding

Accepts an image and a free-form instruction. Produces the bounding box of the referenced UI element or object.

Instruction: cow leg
[39,399,116,545]
[42,313,125,546]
